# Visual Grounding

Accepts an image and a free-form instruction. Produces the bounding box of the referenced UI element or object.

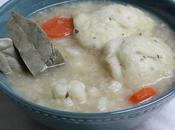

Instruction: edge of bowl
[0,0,175,118]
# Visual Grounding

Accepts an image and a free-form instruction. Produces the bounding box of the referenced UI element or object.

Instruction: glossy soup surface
[7,1,175,112]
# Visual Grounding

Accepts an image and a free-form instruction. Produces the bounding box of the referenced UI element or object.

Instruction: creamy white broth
[7,1,175,112]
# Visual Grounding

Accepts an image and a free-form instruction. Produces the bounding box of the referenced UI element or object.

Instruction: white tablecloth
[0,0,175,130]
[0,0,8,6]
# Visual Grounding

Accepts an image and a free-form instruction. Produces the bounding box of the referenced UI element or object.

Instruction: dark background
[0,92,50,130]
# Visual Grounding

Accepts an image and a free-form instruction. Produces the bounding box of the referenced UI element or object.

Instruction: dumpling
[112,4,155,33]
[103,36,175,88]
[73,7,126,50]
[0,38,23,74]
[102,37,124,81]
[73,4,155,50]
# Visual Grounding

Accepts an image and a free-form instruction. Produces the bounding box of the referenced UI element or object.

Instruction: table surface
[0,0,175,130]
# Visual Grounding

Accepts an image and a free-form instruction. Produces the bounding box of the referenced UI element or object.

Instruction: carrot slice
[41,17,74,39]
[129,87,157,104]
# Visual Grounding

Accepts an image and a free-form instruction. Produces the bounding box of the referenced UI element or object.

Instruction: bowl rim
[1,73,175,117]
[0,0,175,118]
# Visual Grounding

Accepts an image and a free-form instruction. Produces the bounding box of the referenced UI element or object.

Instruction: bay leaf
[8,12,64,76]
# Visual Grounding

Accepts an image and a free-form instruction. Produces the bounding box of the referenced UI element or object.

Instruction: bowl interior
[0,0,175,117]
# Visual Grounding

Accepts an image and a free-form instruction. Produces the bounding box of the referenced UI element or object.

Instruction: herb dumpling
[103,36,175,88]
[73,4,155,50]
[113,4,155,33]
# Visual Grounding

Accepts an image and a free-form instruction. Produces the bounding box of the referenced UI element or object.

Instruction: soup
[2,1,175,112]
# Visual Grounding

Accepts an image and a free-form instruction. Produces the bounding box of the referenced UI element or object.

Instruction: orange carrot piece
[129,87,157,104]
[41,17,74,39]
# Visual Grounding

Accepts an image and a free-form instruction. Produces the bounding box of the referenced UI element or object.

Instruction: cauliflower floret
[52,83,68,99]
[109,80,123,93]
[64,97,74,106]
[88,87,100,98]
[52,79,87,103]
[103,36,175,88]
[73,4,155,50]
[68,80,87,103]
[97,97,108,112]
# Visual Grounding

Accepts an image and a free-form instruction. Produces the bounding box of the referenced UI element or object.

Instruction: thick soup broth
[6,1,175,112]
